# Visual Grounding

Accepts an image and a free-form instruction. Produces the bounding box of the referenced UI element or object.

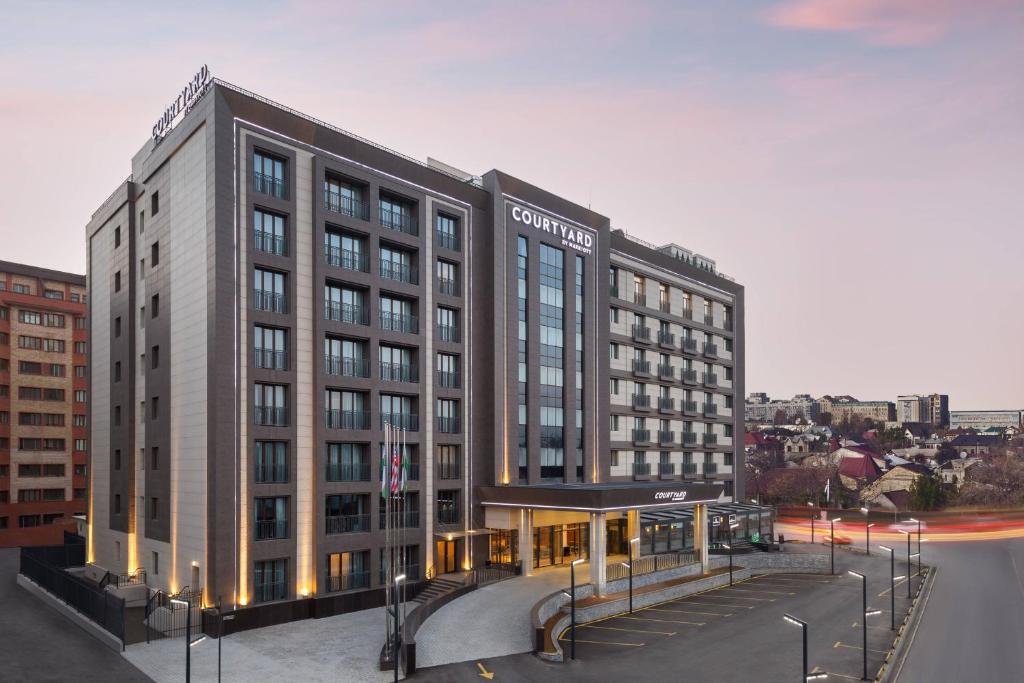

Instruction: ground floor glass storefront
[533,523,589,568]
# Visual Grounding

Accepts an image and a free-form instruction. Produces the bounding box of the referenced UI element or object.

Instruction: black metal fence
[145,587,203,643]
[606,550,698,582]
[20,545,125,644]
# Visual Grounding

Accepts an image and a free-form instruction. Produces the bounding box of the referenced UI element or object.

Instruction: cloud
[763,0,1017,46]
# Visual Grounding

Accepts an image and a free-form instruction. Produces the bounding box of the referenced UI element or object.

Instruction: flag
[390,440,401,496]
[400,431,409,493]
[824,478,830,501]
[380,425,388,499]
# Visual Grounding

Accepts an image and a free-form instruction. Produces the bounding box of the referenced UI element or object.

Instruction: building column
[626,509,640,548]
[694,504,709,573]
[589,512,607,597]
[518,509,533,577]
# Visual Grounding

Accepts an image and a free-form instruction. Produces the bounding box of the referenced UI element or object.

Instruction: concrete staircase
[412,577,463,604]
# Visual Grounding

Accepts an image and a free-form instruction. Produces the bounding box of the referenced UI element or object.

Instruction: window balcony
[436,370,460,389]
[325,409,370,430]
[437,462,461,480]
[325,301,369,325]
[631,325,651,344]
[380,311,418,334]
[681,462,699,477]
[657,330,675,348]
[658,397,675,413]
[702,433,718,446]
[659,299,671,314]
[703,342,718,358]
[723,319,734,332]
[658,363,674,380]
[704,314,715,326]
[633,292,647,306]
[631,394,651,410]
[325,462,370,482]
[437,416,461,434]
[437,508,460,525]
[681,337,698,354]
[253,172,286,199]
[682,400,698,416]
[436,230,460,252]
[658,430,675,445]
[658,462,676,476]
[632,359,651,376]
[253,290,287,314]
[380,207,418,236]
[379,361,418,383]
[381,412,419,431]
[682,431,698,446]
[254,406,287,427]
[379,260,418,285]
[437,324,460,343]
[438,278,460,297]
[324,191,368,220]
[255,463,288,484]
[253,230,287,257]
[703,403,718,417]
[254,519,288,540]
[609,285,619,299]
[325,355,370,378]
[254,349,288,371]
[380,510,420,529]
[326,514,370,535]
[632,429,651,444]
[703,462,718,475]
[702,372,718,388]
[325,571,370,593]
[681,306,693,321]
[326,247,369,273]
[632,462,651,476]
[681,369,698,385]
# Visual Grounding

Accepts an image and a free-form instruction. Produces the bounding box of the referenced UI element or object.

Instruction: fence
[145,587,203,643]
[20,545,125,644]
[606,550,698,582]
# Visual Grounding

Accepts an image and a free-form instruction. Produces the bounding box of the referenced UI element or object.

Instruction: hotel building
[0,262,89,547]
[85,79,745,608]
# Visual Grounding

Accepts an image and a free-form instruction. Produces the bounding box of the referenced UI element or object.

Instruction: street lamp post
[808,501,816,544]
[629,537,640,613]
[908,518,923,577]
[878,546,903,631]
[859,507,873,556]
[570,558,583,660]
[393,574,406,683]
[782,614,826,682]
[900,531,912,599]
[829,517,842,575]
[723,544,733,586]
[848,571,879,681]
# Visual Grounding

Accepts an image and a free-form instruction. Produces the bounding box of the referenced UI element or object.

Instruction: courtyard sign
[508,202,595,256]
[654,490,688,503]
[152,65,212,141]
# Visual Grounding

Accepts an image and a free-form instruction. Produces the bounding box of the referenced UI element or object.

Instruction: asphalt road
[895,537,1024,682]
[0,548,152,683]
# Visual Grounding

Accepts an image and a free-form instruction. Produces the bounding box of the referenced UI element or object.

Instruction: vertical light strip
[237,131,249,605]
[294,148,314,596]
[424,198,435,574]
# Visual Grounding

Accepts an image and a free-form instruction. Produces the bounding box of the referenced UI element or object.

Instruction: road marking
[878,578,910,597]
[477,662,494,680]
[645,607,733,617]
[834,640,889,654]
[582,624,676,636]
[721,587,794,596]
[852,621,894,632]
[675,598,755,609]
[822,671,862,680]
[558,637,645,647]
[702,593,776,602]
[619,615,705,626]
[751,576,831,584]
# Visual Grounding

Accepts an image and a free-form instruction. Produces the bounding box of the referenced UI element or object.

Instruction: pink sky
[1,0,1020,410]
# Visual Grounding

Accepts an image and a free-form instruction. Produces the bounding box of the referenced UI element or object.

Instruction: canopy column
[589,511,607,596]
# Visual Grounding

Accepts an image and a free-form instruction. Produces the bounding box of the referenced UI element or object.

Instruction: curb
[874,566,935,682]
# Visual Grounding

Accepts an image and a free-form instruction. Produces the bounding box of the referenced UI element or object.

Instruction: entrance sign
[507,201,595,256]
[152,65,212,141]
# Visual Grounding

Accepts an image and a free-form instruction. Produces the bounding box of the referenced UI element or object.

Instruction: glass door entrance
[435,539,458,574]
[533,523,590,568]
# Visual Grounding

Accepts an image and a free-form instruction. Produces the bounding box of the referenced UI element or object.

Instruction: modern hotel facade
[86,80,744,608]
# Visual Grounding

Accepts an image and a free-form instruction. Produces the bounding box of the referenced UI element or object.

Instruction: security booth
[477,482,723,596]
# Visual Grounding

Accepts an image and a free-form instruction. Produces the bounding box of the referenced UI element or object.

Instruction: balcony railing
[379,362,418,383]
[324,191,369,220]
[658,430,675,445]
[658,462,675,476]
[682,400,698,415]
[380,207,418,236]
[659,299,671,314]
[437,508,460,525]
[702,372,718,388]
[325,571,370,593]
[703,403,718,417]
[681,306,693,321]
[681,337,698,354]
[381,412,419,431]
[657,330,675,347]
[610,285,619,298]
[682,463,698,476]
[437,324,459,343]
[253,581,286,603]
[379,260,418,285]
[253,230,287,257]
[437,416,460,434]
[253,290,287,314]
[633,292,647,306]
[325,409,370,430]
[682,431,698,446]
[380,510,420,529]
[632,462,651,476]
[681,369,698,384]
[325,462,371,482]
[254,519,288,540]
[326,514,370,535]
[255,463,288,484]
[658,364,674,380]
[380,311,418,334]
[703,343,718,358]
[254,406,287,427]
[704,314,715,326]
[723,319,733,332]
[632,429,651,443]
[437,462,461,480]
[436,370,460,389]
[253,172,286,199]
[325,300,369,325]
[632,359,651,375]
[658,397,675,412]
[325,355,370,378]
[631,325,651,343]
[254,349,288,371]
[436,230,460,252]
[704,462,719,475]
[632,394,651,409]
[325,247,369,272]
[438,278,460,296]
[703,433,718,446]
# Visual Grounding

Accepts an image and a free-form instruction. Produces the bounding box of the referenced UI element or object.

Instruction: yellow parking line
[620,615,705,626]
[751,577,832,585]
[851,621,893,632]
[878,578,909,597]
[583,624,676,636]
[833,640,889,654]
[645,607,733,617]
[721,587,794,596]
[700,593,775,602]
[558,637,645,647]
[674,599,755,610]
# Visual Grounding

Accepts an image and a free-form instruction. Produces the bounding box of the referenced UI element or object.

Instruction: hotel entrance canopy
[477,481,723,513]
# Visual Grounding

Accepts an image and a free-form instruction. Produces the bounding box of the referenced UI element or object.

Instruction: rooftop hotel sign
[507,201,595,256]
[152,65,212,141]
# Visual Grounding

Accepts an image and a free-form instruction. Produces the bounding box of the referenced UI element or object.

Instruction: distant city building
[950,410,1023,431]
[745,393,817,423]
[819,396,895,424]
[897,394,949,427]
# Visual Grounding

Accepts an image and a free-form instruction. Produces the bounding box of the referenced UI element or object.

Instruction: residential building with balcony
[0,261,88,547]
